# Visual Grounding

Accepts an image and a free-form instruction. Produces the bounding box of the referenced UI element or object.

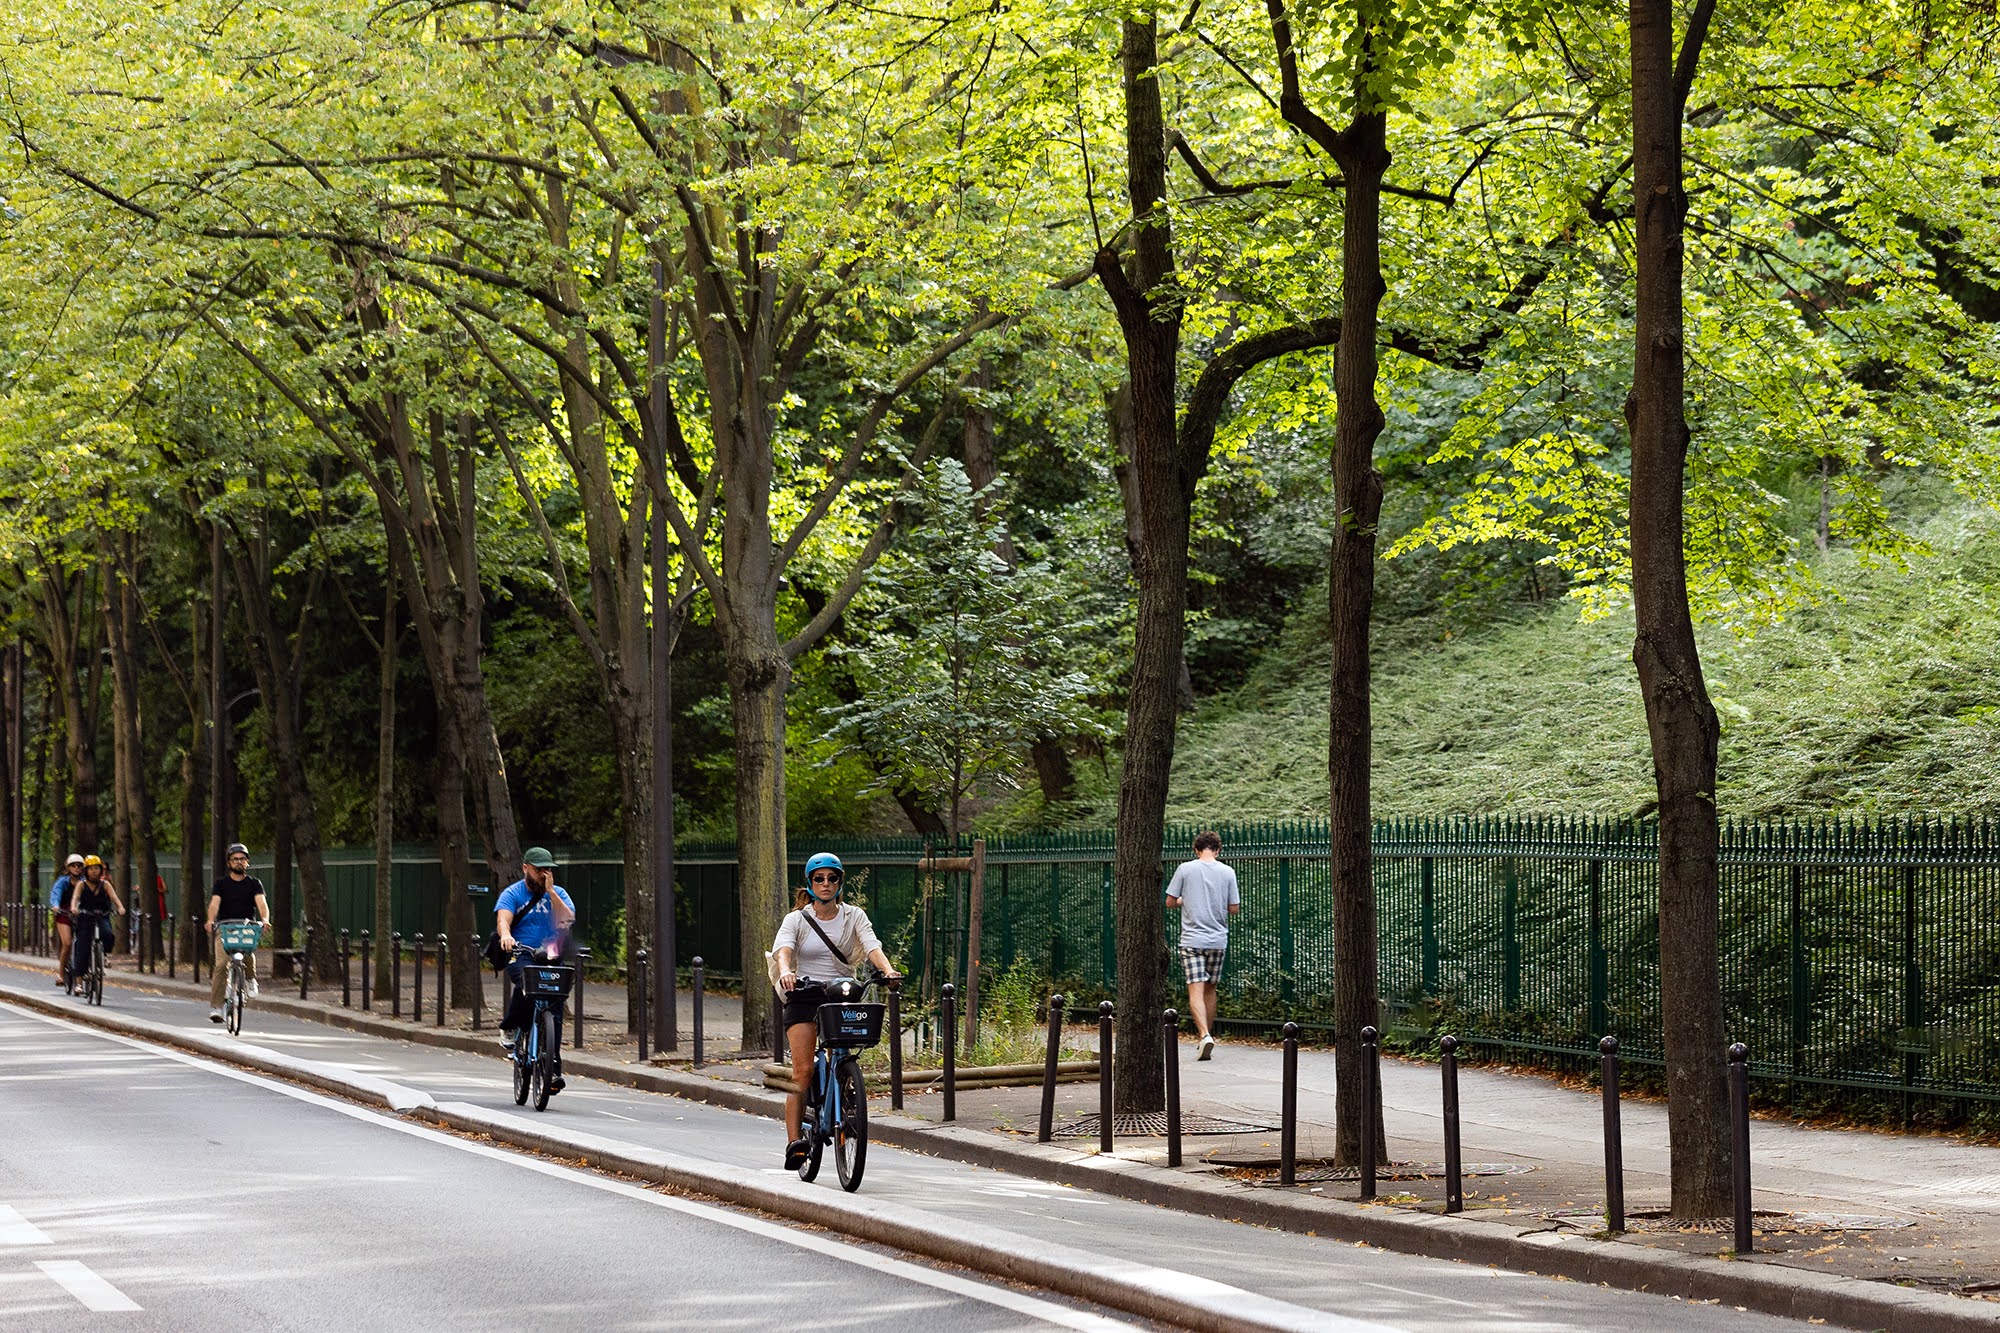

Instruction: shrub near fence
[66,816,2000,1108]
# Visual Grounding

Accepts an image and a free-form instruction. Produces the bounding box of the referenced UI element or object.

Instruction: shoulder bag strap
[800,908,852,966]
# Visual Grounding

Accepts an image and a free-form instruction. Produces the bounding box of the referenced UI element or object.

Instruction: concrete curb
[0,982,1341,1333]
[0,983,436,1114]
[7,961,1994,1331]
[424,1099,1356,1333]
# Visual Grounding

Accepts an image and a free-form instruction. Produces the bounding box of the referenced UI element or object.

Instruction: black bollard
[1441,1035,1464,1214]
[299,926,312,1000]
[1360,1025,1380,1201]
[885,977,901,1108]
[360,930,372,1011]
[636,949,650,1062]
[436,933,447,1026]
[1730,1042,1753,1253]
[941,983,958,1123]
[392,932,403,1017]
[469,933,483,1030]
[573,946,588,1050]
[166,914,177,979]
[411,933,424,1018]
[341,929,352,1007]
[691,957,705,1067]
[1038,992,1064,1143]
[1098,1000,1115,1155]
[1280,1021,1300,1186]
[1164,1008,1183,1168]
[1600,1036,1625,1232]
[191,917,200,986]
[771,987,784,1064]
[137,911,147,971]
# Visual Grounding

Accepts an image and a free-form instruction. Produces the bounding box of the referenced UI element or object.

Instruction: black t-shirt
[73,883,114,915]
[210,875,265,921]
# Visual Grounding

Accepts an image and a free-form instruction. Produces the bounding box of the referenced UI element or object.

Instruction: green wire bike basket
[217,920,263,954]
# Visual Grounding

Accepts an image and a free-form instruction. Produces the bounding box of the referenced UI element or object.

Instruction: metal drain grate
[1049,1112,1277,1138]
[1255,1161,1536,1185]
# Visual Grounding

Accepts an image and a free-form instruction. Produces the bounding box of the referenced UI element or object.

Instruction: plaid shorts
[1179,946,1227,985]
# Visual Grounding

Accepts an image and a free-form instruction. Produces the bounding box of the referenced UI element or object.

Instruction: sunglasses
[809,871,842,883]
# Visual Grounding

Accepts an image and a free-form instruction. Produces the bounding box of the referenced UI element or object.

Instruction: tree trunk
[433,722,475,1002]
[182,540,209,937]
[29,674,52,899]
[1628,0,1731,1218]
[728,629,789,1050]
[375,567,399,1001]
[1098,14,1183,1116]
[228,544,339,980]
[1,642,18,910]
[1324,100,1392,1169]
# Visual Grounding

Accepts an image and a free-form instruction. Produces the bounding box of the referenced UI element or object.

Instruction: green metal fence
[61,814,2000,1104]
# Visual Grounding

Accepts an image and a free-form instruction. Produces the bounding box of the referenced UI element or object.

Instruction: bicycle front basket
[520,963,575,999]
[815,1001,885,1048]
[217,921,263,953]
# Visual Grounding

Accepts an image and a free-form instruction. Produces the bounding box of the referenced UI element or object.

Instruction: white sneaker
[1198,1034,1215,1061]
[208,1007,223,1023]
[248,979,259,998]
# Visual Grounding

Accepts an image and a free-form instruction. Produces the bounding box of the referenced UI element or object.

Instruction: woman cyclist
[770,853,899,1170]
[68,855,124,986]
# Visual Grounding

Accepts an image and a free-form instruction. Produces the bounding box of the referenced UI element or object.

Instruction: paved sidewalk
[10,942,2000,1316]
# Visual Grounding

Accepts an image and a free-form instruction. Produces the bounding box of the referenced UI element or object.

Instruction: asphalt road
[0,963,1821,1331]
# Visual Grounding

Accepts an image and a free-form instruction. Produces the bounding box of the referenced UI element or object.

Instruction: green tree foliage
[824,461,1101,844]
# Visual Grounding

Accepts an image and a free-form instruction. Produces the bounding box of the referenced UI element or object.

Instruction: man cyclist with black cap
[495,846,577,1086]
[206,843,271,1023]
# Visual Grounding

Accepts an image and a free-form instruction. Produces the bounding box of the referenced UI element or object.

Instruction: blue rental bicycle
[508,946,573,1112]
[789,974,890,1192]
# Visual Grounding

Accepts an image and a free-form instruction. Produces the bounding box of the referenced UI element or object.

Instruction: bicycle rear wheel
[834,1058,868,1192]
[799,1057,826,1182]
[532,1009,557,1111]
[512,1024,531,1105]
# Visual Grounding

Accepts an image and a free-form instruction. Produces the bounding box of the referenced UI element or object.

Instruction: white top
[771,903,881,980]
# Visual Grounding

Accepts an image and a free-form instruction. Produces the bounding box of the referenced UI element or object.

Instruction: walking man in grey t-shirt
[1165,831,1240,1061]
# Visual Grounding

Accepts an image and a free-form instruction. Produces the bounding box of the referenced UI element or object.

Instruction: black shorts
[782,995,824,1029]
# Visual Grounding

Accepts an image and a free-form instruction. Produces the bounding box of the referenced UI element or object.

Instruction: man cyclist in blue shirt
[494,846,576,1082]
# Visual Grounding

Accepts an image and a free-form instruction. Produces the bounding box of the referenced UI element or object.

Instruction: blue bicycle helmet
[803,852,844,888]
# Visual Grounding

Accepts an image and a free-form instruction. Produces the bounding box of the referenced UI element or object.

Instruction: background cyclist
[494,846,576,1060]
[67,856,124,987]
[205,842,271,1022]
[770,852,898,1169]
[48,853,83,988]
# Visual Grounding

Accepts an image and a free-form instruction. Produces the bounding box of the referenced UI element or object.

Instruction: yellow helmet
[82,854,104,869]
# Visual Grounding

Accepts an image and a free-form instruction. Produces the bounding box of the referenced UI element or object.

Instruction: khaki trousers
[211,934,259,1008]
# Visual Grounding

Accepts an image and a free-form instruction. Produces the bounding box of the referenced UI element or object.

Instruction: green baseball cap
[521,847,557,869]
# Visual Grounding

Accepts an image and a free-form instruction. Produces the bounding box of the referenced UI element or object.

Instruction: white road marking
[6,1008,1133,1331]
[597,1109,640,1122]
[35,1260,140,1311]
[0,1205,51,1245]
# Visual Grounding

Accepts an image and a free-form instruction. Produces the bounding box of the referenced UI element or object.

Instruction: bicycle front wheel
[88,943,103,1006]
[834,1058,868,1192]
[532,1009,558,1111]
[227,963,245,1035]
